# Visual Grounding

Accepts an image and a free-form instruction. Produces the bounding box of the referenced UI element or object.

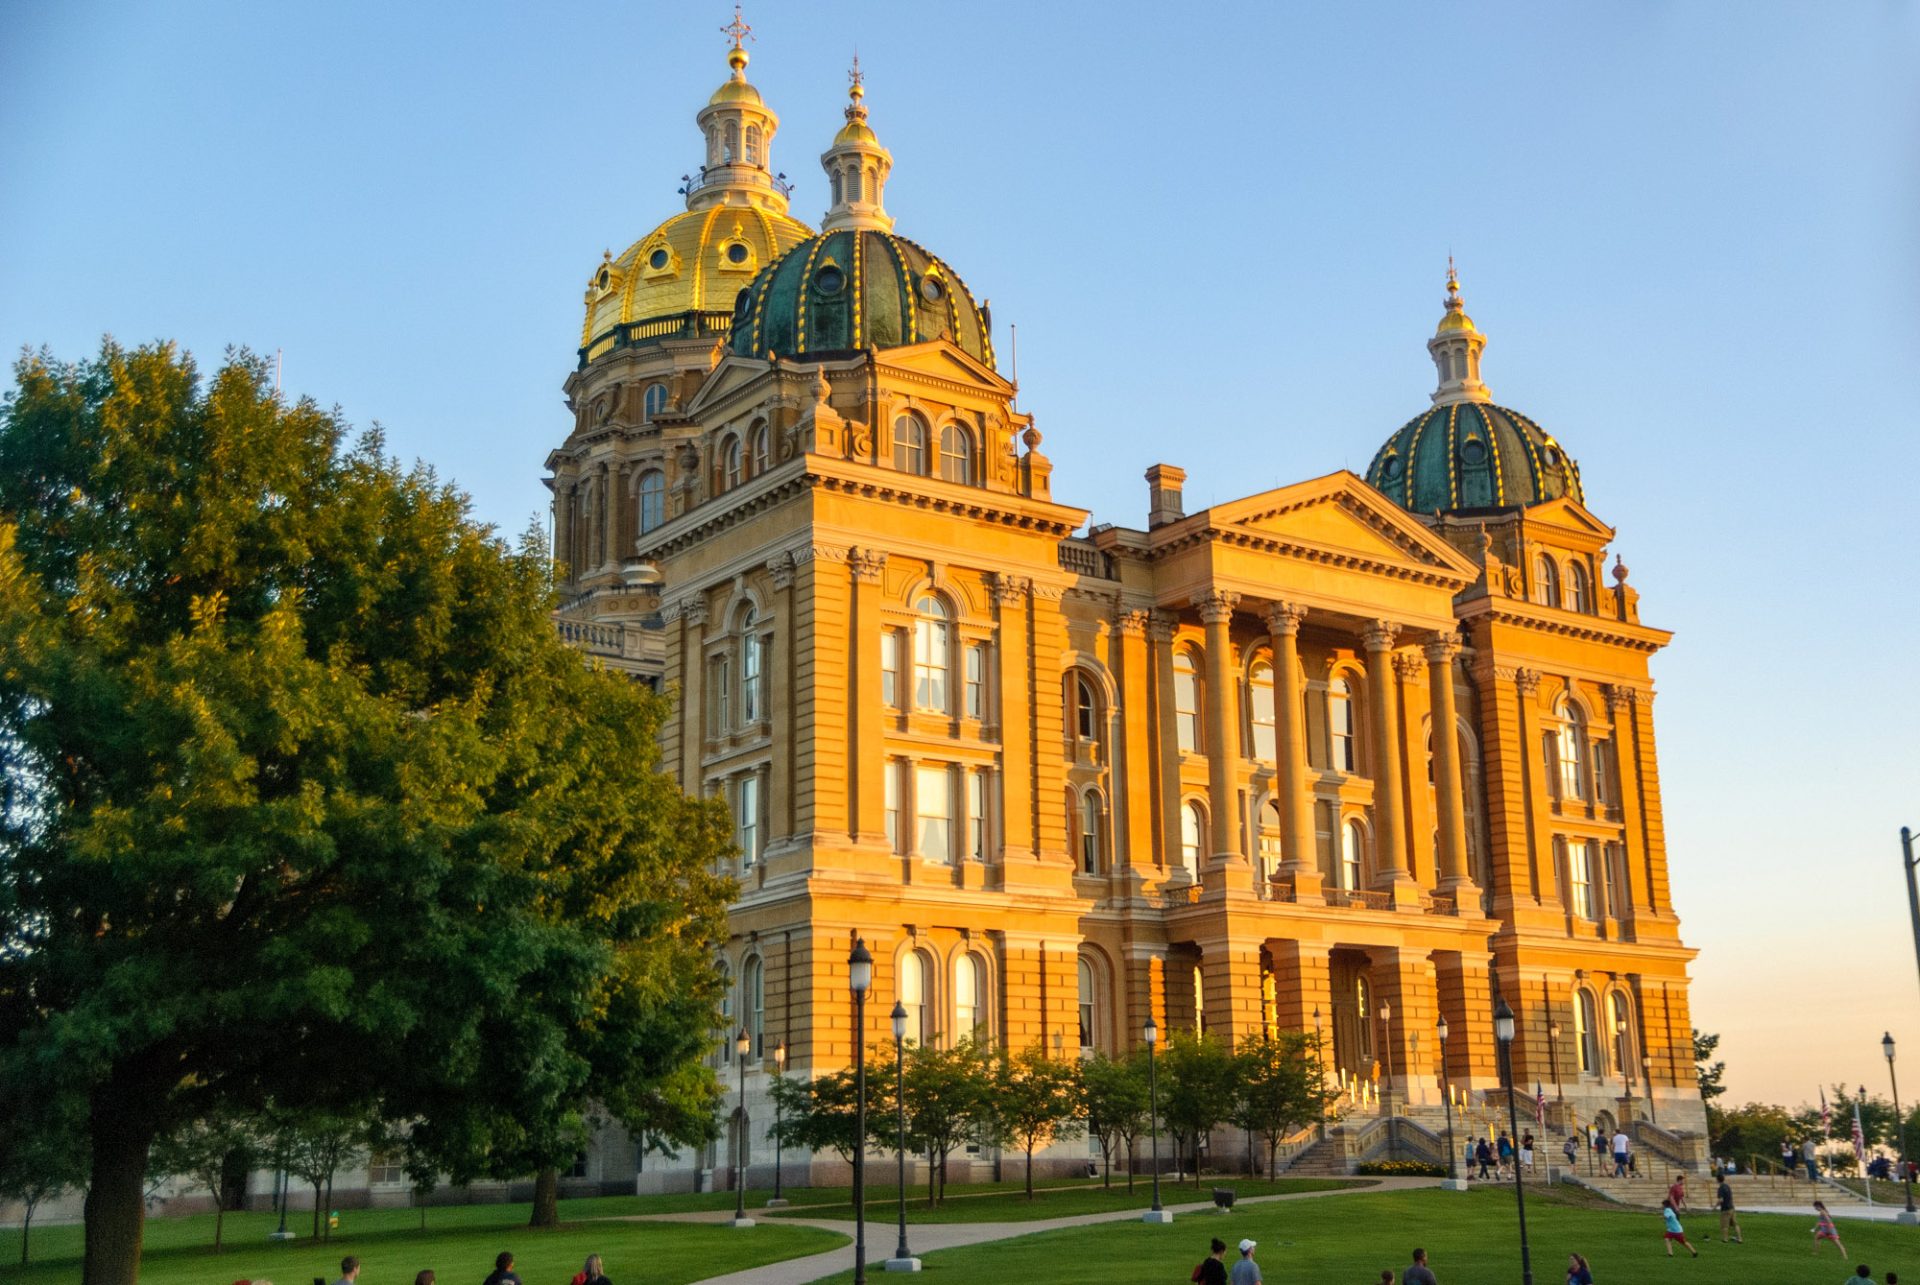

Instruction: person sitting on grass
[482,1251,523,1285]
[1813,1200,1849,1259]
[1401,1247,1438,1285]
[571,1254,611,1285]
[1844,1267,1874,1284]
[1565,1252,1593,1285]
[1660,1199,1697,1258]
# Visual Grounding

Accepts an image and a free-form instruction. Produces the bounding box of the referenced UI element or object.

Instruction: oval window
[920,275,945,303]
[1381,455,1402,480]
[815,264,846,295]
[1461,438,1488,465]
[726,243,749,264]
[649,248,669,270]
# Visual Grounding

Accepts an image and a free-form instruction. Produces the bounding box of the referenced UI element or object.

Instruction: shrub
[1356,1159,1447,1177]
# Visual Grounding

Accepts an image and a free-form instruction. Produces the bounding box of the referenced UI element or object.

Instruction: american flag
[1852,1100,1868,1167]
[1821,1087,1833,1139]
[1535,1083,1547,1125]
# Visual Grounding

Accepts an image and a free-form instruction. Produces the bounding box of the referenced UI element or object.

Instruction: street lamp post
[1495,999,1535,1285]
[1548,1022,1563,1104]
[850,939,873,1285]
[769,1040,788,1207]
[1439,1016,1461,1188]
[731,1027,753,1227]
[1884,1033,1918,1221]
[887,1001,918,1271]
[1380,1003,1396,1106]
[1641,1056,1657,1126]
[1313,1006,1327,1138]
[1615,1017,1632,1116]
[1143,1015,1171,1223]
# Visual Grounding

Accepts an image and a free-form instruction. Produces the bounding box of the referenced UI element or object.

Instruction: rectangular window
[1604,842,1626,917]
[1567,839,1593,919]
[1542,731,1559,800]
[742,633,762,723]
[916,764,952,861]
[968,770,988,861]
[1592,740,1611,806]
[737,774,760,866]
[1174,656,1200,753]
[367,1150,406,1186]
[965,644,986,719]
[881,630,900,707]
[711,655,731,732]
[885,760,901,852]
[1560,735,1588,803]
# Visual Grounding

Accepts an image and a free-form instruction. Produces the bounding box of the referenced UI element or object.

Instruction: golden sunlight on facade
[546,35,1704,1191]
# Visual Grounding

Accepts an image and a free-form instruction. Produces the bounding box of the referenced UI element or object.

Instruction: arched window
[745,124,761,166]
[723,120,739,162]
[643,382,668,419]
[955,954,985,1041]
[1173,650,1202,753]
[740,607,762,724]
[1074,673,1099,743]
[750,424,770,475]
[1554,697,1589,801]
[1078,790,1103,875]
[1567,560,1592,613]
[722,436,743,490]
[1180,801,1205,878]
[938,423,973,484]
[637,469,666,534]
[1605,991,1630,1075]
[1078,957,1098,1052]
[847,165,862,202]
[912,595,950,710]
[1328,677,1358,772]
[1534,555,1562,609]
[830,170,843,206]
[743,956,765,1058]
[1340,818,1365,891]
[1257,798,1283,880]
[899,951,927,1046]
[1575,988,1598,1074]
[1248,659,1277,762]
[893,413,928,474]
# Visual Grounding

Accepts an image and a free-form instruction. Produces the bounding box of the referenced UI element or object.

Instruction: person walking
[1667,1172,1688,1211]
[1783,1138,1799,1178]
[1812,1200,1849,1259]
[1402,1247,1438,1285]
[332,1257,362,1285]
[1715,1173,1743,1242]
[1805,1137,1822,1181]
[1660,1199,1698,1258]
[414,1273,436,1285]
[1521,1131,1536,1176]
[1563,1133,1580,1169]
[1475,1138,1493,1179]
[1843,1266,1874,1284]
[1497,1132,1515,1178]
[483,1251,524,1285]
[1193,1237,1229,1285]
[1565,1252,1593,1285]
[1230,1238,1262,1285]
[1611,1128,1631,1178]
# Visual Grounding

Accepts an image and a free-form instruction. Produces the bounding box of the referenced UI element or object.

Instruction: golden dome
[833,117,879,146]
[580,204,815,363]
[1435,259,1478,335]
[1436,308,1478,335]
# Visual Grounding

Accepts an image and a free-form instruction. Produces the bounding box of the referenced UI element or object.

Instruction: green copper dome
[1364,402,1583,514]
[729,229,994,365]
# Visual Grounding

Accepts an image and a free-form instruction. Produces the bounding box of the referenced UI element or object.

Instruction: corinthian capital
[1423,631,1463,666]
[680,595,711,629]
[847,548,889,584]
[1195,590,1241,625]
[1264,601,1307,638]
[990,572,1032,605]
[1146,609,1178,643]
[1361,619,1399,653]
[1117,609,1152,637]
[1513,667,1543,696]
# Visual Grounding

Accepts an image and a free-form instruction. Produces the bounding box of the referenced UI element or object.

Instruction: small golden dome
[709,76,762,107]
[1436,308,1477,335]
[833,117,878,146]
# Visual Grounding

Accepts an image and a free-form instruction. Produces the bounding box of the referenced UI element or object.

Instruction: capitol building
[544,30,1705,1193]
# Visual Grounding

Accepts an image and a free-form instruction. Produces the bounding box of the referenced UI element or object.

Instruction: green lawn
[806,1185,1920,1284]
[770,1177,1366,1224]
[0,1195,845,1285]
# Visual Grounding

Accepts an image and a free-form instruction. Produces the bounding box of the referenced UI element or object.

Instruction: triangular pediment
[1522,495,1615,543]
[874,338,1012,395]
[1203,471,1480,581]
[684,353,778,416]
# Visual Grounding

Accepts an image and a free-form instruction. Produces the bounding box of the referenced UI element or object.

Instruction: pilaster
[1117,610,1155,889]
[993,573,1035,861]
[1362,621,1419,906]
[1198,592,1251,893]
[848,548,888,845]
[1265,604,1323,904]
[1369,946,1439,1104]
[1433,949,1499,1090]
[1149,612,1182,878]
[1427,635,1478,898]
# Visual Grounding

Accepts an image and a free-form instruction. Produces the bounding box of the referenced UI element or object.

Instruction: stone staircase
[1565,1171,1870,1210]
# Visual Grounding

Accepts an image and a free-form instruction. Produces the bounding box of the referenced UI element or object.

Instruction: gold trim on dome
[851,231,865,345]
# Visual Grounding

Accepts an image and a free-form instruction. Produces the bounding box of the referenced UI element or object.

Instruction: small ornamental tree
[0,1088,87,1266]
[901,1037,992,1204]
[769,1066,871,1166]
[1233,1032,1336,1179]
[1693,1030,1726,1105]
[1159,1032,1237,1184]
[149,1107,260,1251]
[1080,1050,1150,1189]
[274,1106,373,1242]
[988,1044,1083,1198]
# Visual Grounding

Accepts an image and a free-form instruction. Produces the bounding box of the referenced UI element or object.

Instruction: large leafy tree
[1232,1032,1335,1179]
[0,343,733,1284]
[1693,1030,1726,1105]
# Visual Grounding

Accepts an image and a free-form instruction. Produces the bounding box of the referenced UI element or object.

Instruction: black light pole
[1439,1016,1459,1183]
[1641,1056,1657,1125]
[890,1001,914,1269]
[1495,998,1534,1285]
[734,1027,751,1224]
[850,938,874,1285]
[1313,1005,1327,1138]
[1145,1015,1165,1219]
[1884,1032,1917,1216]
[1380,1002,1396,1105]
[771,1039,787,1205]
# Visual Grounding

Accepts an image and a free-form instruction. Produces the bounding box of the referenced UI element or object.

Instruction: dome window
[1381,454,1403,481]
[920,275,945,303]
[726,242,750,264]
[1460,438,1488,465]
[648,248,670,270]
[814,263,846,295]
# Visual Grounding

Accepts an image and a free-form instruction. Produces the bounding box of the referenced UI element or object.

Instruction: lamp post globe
[1494,998,1533,1285]
[770,1039,787,1205]
[1144,1015,1165,1221]
[849,938,873,1285]
[1438,1015,1458,1184]
[1380,1002,1395,1101]
[888,1000,914,1269]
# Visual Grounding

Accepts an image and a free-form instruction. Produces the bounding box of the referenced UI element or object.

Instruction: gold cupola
[1427,259,1491,405]
[819,57,894,233]
[577,12,814,365]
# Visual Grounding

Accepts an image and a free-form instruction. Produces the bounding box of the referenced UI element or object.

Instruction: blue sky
[4,1,1917,1106]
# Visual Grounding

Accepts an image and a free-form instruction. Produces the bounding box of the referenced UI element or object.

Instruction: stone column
[1117,610,1155,890]
[1512,668,1559,906]
[1434,949,1499,1090]
[767,554,797,845]
[1265,603,1323,904]
[554,478,575,578]
[1606,685,1654,923]
[678,595,709,790]
[1197,934,1268,1047]
[1149,612,1182,876]
[1369,947,1439,1106]
[1197,591,1244,870]
[1362,620,1418,905]
[1426,633,1478,897]
[993,574,1034,860]
[848,549,888,845]
[1268,939,1334,1036]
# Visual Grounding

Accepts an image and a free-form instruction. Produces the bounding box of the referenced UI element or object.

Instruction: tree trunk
[213,1202,225,1251]
[1103,1141,1111,1188]
[1024,1143,1035,1198]
[529,1166,561,1228]
[1126,1138,1135,1191]
[312,1182,322,1240]
[322,1172,335,1241]
[20,1201,32,1266]
[81,1092,158,1285]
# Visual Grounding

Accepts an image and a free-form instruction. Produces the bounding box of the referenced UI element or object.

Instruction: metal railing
[1326,888,1391,911]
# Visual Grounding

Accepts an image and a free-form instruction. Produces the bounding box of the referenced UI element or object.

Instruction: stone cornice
[1457,596,1672,655]
[1147,519,1472,590]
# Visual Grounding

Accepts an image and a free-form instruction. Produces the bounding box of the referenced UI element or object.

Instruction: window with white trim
[1575,988,1598,1073]
[881,629,901,707]
[964,644,986,719]
[893,414,929,474]
[955,954,984,1040]
[1257,798,1283,881]
[1174,650,1201,753]
[1078,956,1097,1052]
[899,951,928,1045]
[1555,698,1589,802]
[1534,555,1561,608]
[1074,674,1099,743]
[736,774,760,867]
[638,469,666,534]
[1567,837,1593,918]
[885,759,901,852]
[643,382,668,420]
[913,596,951,711]
[1248,660,1277,763]
[938,423,973,484]
[967,770,988,861]
[740,609,762,724]
[1180,801,1204,878]
[1078,790,1103,875]
[916,764,952,860]
[1329,677,1357,772]
[1341,818,1365,891]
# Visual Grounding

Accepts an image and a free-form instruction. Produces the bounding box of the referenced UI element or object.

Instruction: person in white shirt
[1612,1130,1631,1177]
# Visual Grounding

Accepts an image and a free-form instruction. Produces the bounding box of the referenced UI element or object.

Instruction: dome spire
[1427,258,1491,406]
[819,55,895,233]
[686,6,792,215]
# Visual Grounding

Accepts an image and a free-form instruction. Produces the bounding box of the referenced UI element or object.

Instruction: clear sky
[4,1,1917,1109]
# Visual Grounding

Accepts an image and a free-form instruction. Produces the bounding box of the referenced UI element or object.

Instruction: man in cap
[1230,1238,1262,1285]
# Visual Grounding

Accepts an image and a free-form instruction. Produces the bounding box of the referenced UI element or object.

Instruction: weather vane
[848,52,864,97]
[723,5,752,51]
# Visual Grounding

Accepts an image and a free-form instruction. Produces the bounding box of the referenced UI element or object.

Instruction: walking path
[621,1176,1435,1285]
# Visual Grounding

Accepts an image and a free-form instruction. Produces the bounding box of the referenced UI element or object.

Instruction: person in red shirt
[1667,1172,1688,1210]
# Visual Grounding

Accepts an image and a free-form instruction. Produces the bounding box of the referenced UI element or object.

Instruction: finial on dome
[849,52,865,102]
[723,5,753,71]
[820,54,894,232]
[1427,258,1491,406]
[1612,553,1629,586]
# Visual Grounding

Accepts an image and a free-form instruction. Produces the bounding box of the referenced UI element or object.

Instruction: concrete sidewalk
[652,1176,1434,1285]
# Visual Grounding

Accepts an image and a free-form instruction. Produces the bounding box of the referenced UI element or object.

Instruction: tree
[0,1086,87,1266]
[148,1107,259,1251]
[900,1037,992,1205]
[769,1066,870,1166]
[1706,1100,1797,1167]
[1233,1032,1336,1179]
[1079,1050,1150,1190]
[986,1045,1083,1198]
[1159,1032,1237,1185]
[1693,1030,1726,1104]
[274,1105,374,1242]
[0,343,735,1285]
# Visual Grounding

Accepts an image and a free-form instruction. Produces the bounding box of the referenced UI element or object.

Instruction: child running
[1813,1199,1849,1259]
[1660,1199,1698,1258]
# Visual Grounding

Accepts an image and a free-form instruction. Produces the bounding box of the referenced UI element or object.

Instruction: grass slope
[770,1177,1365,1224]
